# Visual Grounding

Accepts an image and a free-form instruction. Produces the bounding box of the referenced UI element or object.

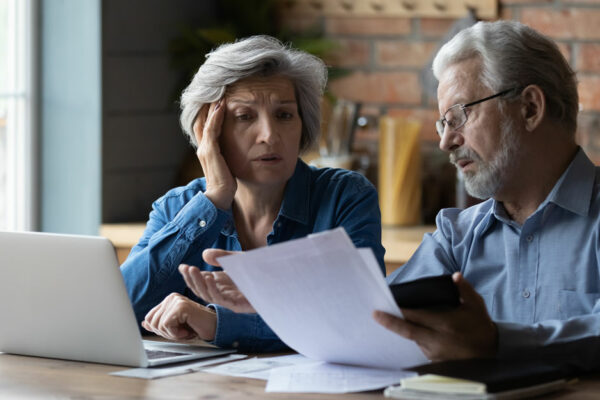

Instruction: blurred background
[2,0,600,268]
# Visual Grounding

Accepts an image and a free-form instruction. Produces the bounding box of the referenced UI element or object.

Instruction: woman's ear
[520,85,545,132]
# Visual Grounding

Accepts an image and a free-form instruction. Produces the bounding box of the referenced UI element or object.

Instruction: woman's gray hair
[432,20,578,134]
[180,35,328,152]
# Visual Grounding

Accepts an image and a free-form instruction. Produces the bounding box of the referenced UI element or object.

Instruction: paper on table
[109,354,247,380]
[204,354,314,380]
[218,228,428,370]
[266,361,416,393]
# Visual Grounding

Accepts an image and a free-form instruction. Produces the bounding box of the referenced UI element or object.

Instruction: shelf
[278,0,497,19]
[100,223,435,270]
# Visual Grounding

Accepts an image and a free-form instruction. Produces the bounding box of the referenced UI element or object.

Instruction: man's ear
[520,85,545,132]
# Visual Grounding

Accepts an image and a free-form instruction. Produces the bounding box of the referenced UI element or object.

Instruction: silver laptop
[0,231,235,367]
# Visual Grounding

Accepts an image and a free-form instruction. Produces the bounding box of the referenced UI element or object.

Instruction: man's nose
[439,127,464,153]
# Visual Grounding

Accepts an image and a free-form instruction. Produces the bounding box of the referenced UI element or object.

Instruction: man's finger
[373,311,415,337]
[452,272,481,305]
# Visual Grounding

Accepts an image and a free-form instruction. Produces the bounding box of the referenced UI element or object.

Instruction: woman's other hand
[194,99,237,210]
[141,293,217,341]
[178,248,256,314]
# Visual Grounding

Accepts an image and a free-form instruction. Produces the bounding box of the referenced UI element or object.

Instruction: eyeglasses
[435,87,521,138]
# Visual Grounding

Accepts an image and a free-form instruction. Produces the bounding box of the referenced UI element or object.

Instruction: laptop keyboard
[145,349,188,360]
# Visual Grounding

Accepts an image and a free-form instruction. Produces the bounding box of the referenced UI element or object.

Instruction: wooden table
[0,352,599,399]
[0,352,378,399]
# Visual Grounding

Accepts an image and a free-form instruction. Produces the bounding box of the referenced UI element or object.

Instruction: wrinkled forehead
[225,75,296,101]
[437,58,485,114]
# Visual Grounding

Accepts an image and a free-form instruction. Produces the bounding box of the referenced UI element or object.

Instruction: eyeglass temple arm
[462,87,521,109]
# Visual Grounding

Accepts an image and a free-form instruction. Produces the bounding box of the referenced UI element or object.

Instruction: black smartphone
[389,274,460,309]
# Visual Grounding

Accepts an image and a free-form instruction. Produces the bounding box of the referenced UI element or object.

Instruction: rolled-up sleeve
[121,191,231,323]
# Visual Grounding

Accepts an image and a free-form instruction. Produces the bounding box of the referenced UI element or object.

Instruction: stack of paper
[217,228,427,370]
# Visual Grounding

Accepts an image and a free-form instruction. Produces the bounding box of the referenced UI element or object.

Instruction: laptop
[0,231,235,367]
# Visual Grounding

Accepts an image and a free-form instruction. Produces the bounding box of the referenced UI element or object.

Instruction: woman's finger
[202,248,239,266]
[203,273,225,305]
[144,302,166,334]
[192,105,210,146]
[161,298,194,340]
[179,264,208,299]
[202,99,225,142]
[194,99,236,210]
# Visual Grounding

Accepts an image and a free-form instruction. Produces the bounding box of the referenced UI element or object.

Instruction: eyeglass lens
[436,106,466,137]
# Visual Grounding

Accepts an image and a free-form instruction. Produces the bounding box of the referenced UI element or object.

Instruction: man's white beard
[450,118,520,200]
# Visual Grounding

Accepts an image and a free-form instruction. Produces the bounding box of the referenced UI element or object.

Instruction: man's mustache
[450,148,482,166]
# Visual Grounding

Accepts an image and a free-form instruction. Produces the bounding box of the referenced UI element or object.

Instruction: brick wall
[280,1,600,220]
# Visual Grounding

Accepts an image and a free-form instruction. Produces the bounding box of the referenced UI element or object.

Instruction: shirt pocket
[558,290,600,319]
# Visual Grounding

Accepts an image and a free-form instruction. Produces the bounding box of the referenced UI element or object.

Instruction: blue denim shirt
[388,148,600,372]
[121,159,385,352]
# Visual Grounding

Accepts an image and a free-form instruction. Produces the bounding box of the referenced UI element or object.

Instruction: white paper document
[110,354,247,380]
[203,354,313,380]
[266,361,416,393]
[218,228,428,370]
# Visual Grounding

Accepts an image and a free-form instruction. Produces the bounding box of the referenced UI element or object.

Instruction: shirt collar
[479,147,594,236]
[279,159,311,225]
[546,147,595,217]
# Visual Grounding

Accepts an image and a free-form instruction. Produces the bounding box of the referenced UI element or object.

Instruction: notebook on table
[384,358,569,399]
[0,231,235,367]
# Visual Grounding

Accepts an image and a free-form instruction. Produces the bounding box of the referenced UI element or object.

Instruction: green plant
[168,0,343,101]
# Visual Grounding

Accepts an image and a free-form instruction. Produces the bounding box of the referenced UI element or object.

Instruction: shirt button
[526,235,533,242]
[522,289,530,298]
[231,341,239,348]
[276,222,282,228]
[199,220,207,228]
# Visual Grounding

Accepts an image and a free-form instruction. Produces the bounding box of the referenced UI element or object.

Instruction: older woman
[120,35,385,352]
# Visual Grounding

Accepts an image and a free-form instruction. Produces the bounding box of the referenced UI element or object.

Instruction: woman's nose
[257,117,280,144]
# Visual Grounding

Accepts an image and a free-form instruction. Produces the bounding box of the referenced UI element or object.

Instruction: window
[0,0,36,230]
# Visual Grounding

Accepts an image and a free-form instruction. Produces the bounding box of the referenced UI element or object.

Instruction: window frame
[0,0,37,231]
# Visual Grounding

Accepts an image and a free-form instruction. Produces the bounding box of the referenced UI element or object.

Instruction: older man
[374,20,600,372]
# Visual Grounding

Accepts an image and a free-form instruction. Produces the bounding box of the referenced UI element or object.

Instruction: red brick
[577,44,600,73]
[328,71,421,104]
[388,107,440,141]
[419,18,455,38]
[576,112,600,165]
[375,40,437,68]
[563,0,600,3]
[521,8,600,40]
[578,75,600,112]
[326,17,411,35]
[278,14,323,33]
[326,38,370,67]
[498,6,513,20]
[556,42,572,66]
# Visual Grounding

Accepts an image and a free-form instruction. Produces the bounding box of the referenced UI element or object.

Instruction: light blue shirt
[121,159,385,352]
[388,148,600,372]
